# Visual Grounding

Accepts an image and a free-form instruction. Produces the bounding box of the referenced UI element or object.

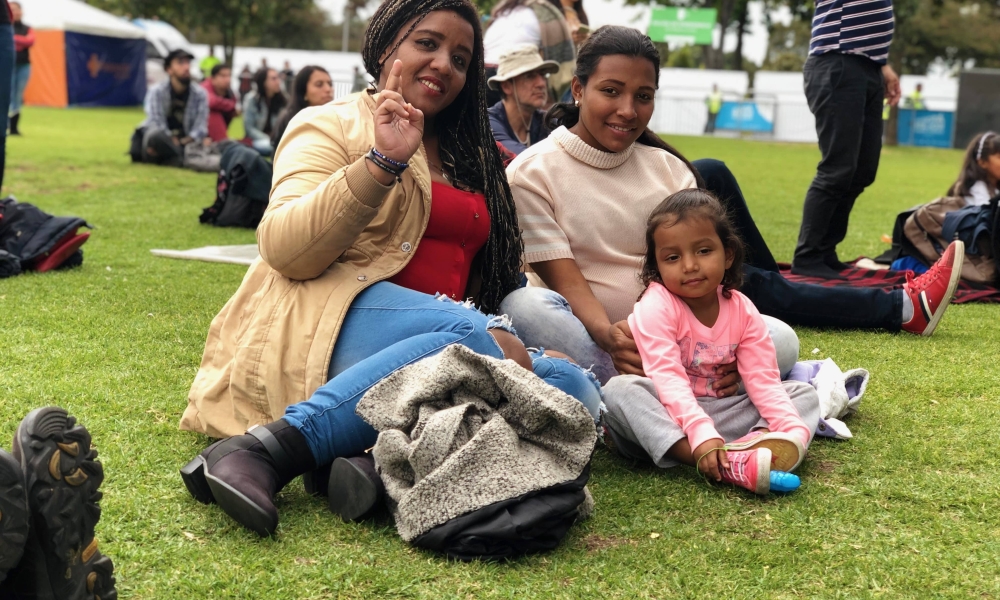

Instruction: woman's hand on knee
[602,321,644,377]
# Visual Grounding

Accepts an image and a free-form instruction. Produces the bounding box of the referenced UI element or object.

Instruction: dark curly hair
[639,189,744,299]
[362,0,522,313]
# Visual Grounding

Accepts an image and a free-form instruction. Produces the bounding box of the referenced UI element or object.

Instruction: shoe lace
[906,262,943,293]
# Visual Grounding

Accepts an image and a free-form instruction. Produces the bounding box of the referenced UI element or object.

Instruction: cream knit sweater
[507,126,698,323]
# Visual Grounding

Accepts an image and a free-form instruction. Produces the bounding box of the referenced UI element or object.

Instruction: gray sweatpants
[602,375,821,469]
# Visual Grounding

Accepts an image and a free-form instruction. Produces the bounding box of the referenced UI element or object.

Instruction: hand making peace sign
[373,60,425,166]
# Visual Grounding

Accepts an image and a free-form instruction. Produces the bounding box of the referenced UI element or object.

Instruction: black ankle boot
[327,455,385,522]
[203,419,316,537]
[9,113,20,136]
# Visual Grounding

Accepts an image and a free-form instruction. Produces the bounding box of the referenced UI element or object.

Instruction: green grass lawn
[3,107,1000,599]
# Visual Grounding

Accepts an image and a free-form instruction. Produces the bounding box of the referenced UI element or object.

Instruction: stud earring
[574,99,580,107]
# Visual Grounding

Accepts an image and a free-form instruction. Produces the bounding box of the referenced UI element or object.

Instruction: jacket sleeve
[242,95,268,141]
[257,110,394,281]
[190,89,209,142]
[206,86,236,113]
[13,27,34,51]
[629,285,722,451]
[735,297,812,447]
[143,86,168,132]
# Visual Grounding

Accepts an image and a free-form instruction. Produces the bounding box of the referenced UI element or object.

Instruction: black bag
[200,143,272,229]
[0,197,90,278]
[410,465,592,561]
[129,126,145,163]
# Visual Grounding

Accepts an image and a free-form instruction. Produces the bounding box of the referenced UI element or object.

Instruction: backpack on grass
[200,143,272,229]
[903,196,996,284]
[0,197,91,278]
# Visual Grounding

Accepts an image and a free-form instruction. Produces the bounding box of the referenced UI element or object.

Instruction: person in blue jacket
[487,44,557,155]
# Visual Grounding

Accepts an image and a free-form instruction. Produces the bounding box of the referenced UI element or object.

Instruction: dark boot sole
[327,458,378,523]
[179,440,225,505]
[204,471,277,538]
[0,450,29,583]
[12,407,118,600]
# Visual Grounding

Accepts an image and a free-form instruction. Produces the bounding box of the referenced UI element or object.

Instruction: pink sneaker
[719,448,772,494]
[724,431,805,472]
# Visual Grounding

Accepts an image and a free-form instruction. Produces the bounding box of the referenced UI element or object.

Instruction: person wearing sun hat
[488,44,558,156]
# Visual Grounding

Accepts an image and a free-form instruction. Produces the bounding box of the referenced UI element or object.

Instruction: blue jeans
[283,282,603,465]
[9,63,29,116]
[500,287,801,385]
[0,26,12,189]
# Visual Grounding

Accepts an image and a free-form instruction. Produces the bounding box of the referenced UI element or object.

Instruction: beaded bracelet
[371,148,409,169]
[365,149,405,183]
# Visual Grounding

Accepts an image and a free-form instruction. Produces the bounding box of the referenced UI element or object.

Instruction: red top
[390,182,491,300]
[201,80,237,143]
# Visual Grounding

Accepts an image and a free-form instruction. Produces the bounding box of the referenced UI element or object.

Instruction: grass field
[3,107,999,599]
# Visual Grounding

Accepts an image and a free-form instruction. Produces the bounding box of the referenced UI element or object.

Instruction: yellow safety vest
[883,99,890,120]
[707,91,722,115]
[906,91,925,110]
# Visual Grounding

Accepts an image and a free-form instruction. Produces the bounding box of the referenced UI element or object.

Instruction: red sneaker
[901,240,964,336]
[719,448,772,495]
[724,431,805,472]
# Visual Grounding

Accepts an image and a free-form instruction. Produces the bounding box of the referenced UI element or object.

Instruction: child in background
[602,190,820,495]
[949,131,1000,206]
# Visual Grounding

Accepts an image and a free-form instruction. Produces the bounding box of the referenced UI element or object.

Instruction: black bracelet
[365,154,403,183]
[371,148,409,169]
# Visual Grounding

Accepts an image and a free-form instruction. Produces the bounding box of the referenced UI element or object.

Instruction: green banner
[647,7,717,46]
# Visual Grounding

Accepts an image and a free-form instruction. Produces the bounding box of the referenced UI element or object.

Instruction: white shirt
[966,180,998,207]
[484,7,542,65]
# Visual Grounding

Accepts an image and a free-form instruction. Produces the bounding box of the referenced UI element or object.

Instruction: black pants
[704,112,718,134]
[693,158,902,331]
[143,130,183,167]
[794,53,885,267]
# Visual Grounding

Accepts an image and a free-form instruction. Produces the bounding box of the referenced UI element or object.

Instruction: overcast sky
[314,0,792,65]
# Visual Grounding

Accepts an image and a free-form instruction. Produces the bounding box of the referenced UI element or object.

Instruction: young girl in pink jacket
[602,189,820,494]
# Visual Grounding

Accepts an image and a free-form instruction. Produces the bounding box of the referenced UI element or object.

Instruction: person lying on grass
[178,0,602,538]
[602,190,817,495]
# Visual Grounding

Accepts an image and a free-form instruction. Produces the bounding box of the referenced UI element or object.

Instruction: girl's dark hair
[253,68,288,135]
[271,65,329,148]
[640,189,744,299]
[363,0,522,313]
[950,131,1000,197]
[544,25,705,188]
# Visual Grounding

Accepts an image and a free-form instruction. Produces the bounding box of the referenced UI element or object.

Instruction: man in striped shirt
[792,0,902,279]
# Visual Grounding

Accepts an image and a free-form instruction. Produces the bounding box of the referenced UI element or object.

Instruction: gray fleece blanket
[356,344,597,542]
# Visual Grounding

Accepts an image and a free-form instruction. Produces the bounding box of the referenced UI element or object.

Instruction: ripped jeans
[284,282,604,465]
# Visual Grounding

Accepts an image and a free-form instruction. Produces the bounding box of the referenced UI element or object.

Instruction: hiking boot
[724,431,806,472]
[326,455,385,523]
[0,450,28,584]
[7,407,117,600]
[901,240,964,336]
[202,419,316,537]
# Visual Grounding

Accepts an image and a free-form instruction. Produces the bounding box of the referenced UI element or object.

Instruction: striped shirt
[809,0,895,65]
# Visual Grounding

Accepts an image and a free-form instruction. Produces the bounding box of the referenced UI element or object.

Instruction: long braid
[363,0,522,314]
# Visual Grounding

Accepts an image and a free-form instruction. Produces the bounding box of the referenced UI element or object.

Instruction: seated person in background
[242,68,287,156]
[201,63,239,143]
[270,65,334,150]
[950,131,1000,206]
[488,45,556,156]
[140,49,210,168]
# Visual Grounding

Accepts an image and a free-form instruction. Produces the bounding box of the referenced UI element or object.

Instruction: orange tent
[21,0,147,107]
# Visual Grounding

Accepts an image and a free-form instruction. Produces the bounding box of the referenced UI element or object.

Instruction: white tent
[21,0,145,38]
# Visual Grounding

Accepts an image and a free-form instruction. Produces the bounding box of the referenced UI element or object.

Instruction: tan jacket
[180,92,434,438]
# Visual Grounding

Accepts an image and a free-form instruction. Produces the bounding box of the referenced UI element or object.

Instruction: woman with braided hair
[177,0,603,537]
